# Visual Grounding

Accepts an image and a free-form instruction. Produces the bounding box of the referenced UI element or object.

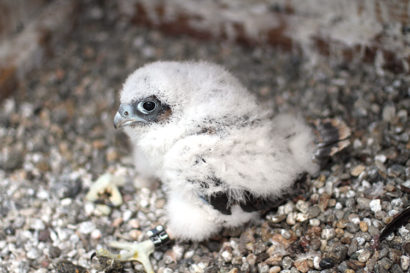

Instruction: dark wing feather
[202,173,308,215]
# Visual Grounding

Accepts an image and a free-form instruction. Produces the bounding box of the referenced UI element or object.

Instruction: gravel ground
[0,2,409,273]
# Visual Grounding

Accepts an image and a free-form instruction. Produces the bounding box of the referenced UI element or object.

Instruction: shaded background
[1,0,410,100]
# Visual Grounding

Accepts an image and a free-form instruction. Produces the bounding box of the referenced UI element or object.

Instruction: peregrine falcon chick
[114,61,350,241]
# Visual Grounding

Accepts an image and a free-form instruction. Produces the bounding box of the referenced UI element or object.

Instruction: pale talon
[85,173,125,215]
[96,240,155,273]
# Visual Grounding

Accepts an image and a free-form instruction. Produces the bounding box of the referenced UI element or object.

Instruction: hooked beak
[114,103,147,129]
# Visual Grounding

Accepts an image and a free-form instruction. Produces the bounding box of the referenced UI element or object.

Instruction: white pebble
[313,256,321,269]
[398,226,409,237]
[353,139,362,149]
[367,138,374,146]
[78,221,95,234]
[357,249,371,262]
[325,181,333,195]
[123,210,133,221]
[296,213,309,222]
[129,219,140,228]
[30,219,45,230]
[283,202,295,214]
[375,154,387,163]
[361,180,371,189]
[382,105,395,122]
[356,237,365,245]
[91,229,102,240]
[36,189,49,200]
[346,190,356,198]
[153,251,163,260]
[21,230,33,240]
[369,199,382,213]
[184,250,195,259]
[286,212,296,225]
[172,245,184,261]
[388,209,399,217]
[321,228,335,240]
[281,229,291,239]
[401,255,410,270]
[140,199,149,208]
[295,200,309,213]
[69,233,80,244]
[4,98,15,114]
[129,229,142,240]
[221,250,232,262]
[309,219,320,227]
[60,198,72,206]
[84,202,95,216]
[26,248,40,259]
[391,198,403,208]
[67,249,78,258]
[350,216,361,225]
[21,102,34,118]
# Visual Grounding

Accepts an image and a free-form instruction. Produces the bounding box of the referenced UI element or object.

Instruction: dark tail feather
[312,118,351,162]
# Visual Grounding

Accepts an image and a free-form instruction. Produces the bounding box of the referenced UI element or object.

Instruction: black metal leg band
[147,225,170,249]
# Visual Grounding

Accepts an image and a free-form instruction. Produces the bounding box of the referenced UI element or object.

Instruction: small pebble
[379,257,393,270]
[280,229,291,239]
[78,221,95,234]
[257,263,269,273]
[269,266,281,273]
[382,105,396,122]
[171,245,184,261]
[296,200,309,213]
[26,248,40,260]
[308,206,321,218]
[388,165,405,178]
[38,229,50,242]
[319,257,335,269]
[282,256,293,269]
[401,255,410,270]
[375,154,387,163]
[294,258,312,273]
[129,229,142,240]
[286,212,296,225]
[312,256,320,270]
[247,253,257,265]
[359,221,368,232]
[296,213,309,222]
[221,250,232,262]
[90,229,101,240]
[123,210,133,221]
[129,219,140,228]
[48,246,61,259]
[112,217,123,227]
[321,228,336,240]
[351,165,365,177]
[357,249,372,262]
[309,219,320,227]
[184,250,194,259]
[369,199,382,213]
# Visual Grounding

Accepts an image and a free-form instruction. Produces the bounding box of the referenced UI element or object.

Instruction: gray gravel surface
[0,1,409,273]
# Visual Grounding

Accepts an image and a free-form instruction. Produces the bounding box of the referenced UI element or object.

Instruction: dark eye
[143,101,155,111]
[137,100,156,114]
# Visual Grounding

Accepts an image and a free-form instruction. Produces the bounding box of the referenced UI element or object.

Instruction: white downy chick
[114,61,349,241]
